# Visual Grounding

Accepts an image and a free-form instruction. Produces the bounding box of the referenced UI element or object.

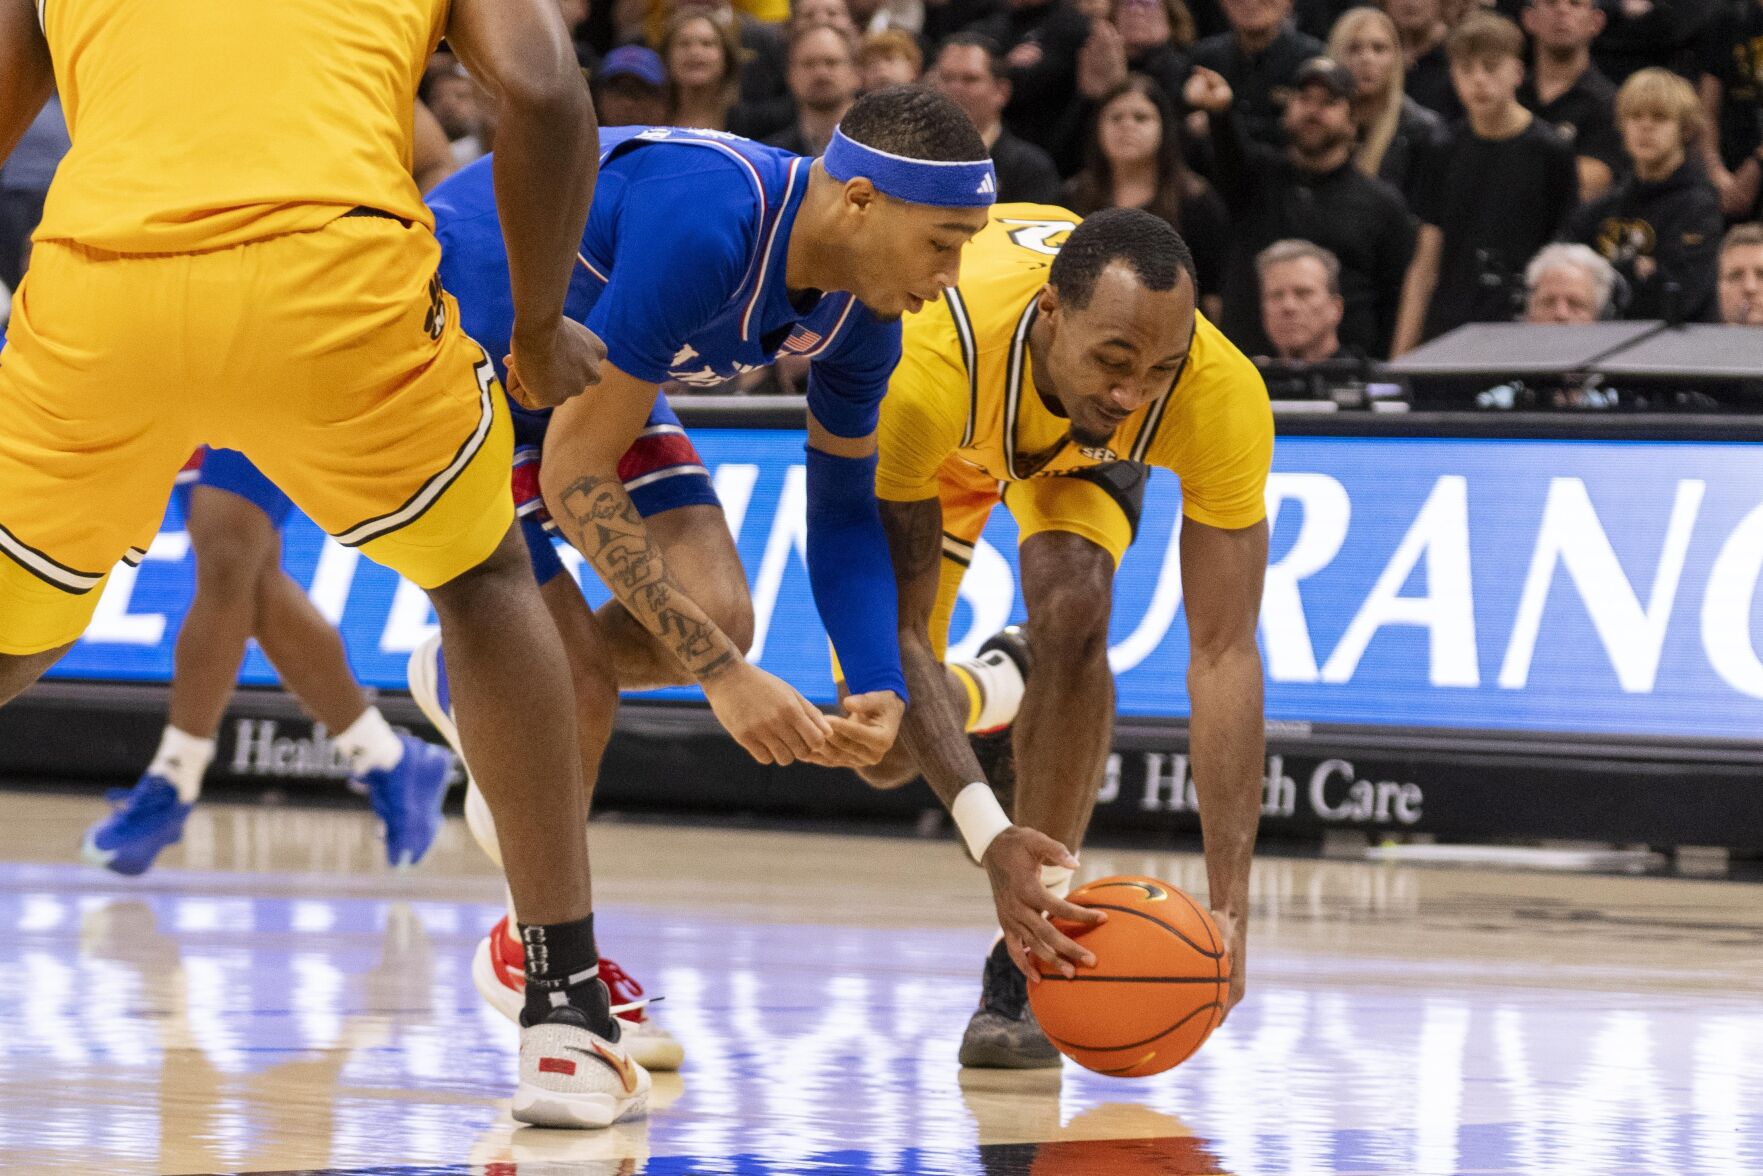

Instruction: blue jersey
[429,126,902,440]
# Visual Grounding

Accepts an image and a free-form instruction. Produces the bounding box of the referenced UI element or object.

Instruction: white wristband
[952,781,1011,863]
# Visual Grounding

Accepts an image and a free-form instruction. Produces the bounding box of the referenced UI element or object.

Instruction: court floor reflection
[0,793,1758,1175]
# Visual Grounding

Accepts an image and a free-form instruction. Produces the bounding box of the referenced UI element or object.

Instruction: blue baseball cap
[600,45,667,88]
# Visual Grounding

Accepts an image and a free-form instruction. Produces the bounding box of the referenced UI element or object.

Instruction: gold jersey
[876,204,1274,532]
[34,0,445,254]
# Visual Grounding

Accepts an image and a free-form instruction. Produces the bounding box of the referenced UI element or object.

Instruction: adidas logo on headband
[823,128,999,209]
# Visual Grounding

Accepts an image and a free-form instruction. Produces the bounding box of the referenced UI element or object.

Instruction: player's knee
[1027,568,1113,668]
[189,524,272,601]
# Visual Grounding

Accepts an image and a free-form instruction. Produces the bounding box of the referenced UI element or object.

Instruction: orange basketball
[1027,875,1230,1078]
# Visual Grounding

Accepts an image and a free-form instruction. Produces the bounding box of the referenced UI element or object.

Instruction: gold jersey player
[857,206,1273,1067]
[0,0,654,1129]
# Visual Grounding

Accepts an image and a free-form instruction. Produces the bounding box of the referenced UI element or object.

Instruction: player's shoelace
[598,958,655,1021]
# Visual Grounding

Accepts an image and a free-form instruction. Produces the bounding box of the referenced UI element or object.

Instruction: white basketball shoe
[515,1004,652,1129]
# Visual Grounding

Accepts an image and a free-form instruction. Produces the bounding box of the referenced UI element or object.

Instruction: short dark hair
[1049,208,1194,310]
[936,33,1006,81]
[836,85,989,162]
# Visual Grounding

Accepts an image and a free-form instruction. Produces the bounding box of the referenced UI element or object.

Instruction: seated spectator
[1566,68,1723,322]
[1697,0,1763,218]
[1258,240,1351,358]
[1189,0,1326,147]
[1188,57,1415,355]
[662,12,752,132]
[1066,76,1231,315]
[1328,6,1442,210]
[420,63,489,164]
[1523,242,1620,322]
[766,25,862,155]
[1475,243,1624,408]
[1386,0,1459,121]
[1719,223,1763,324]
[971,0,1096,167]
[1519,0,1622,202]
[0,93,68,292]
[859,29,924,88]
[932,36,1065,203]
[1394,12,1578,353]
[593,46,672,127]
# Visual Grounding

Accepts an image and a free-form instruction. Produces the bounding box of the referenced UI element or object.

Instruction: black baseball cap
[1292,56,1355,102]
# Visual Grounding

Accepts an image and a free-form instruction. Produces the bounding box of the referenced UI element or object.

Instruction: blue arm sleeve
[805,446,908,702]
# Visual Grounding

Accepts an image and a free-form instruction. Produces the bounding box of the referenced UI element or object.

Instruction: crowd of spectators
[4,0,1762,396]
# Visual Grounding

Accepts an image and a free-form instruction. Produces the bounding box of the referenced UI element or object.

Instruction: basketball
[1027,875,1230,1078]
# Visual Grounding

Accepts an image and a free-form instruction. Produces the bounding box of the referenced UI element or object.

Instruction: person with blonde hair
[1566,68,1722,321]
[1327,7,1442,209]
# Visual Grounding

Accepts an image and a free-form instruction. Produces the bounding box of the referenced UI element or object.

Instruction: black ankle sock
[520,913,617,1037]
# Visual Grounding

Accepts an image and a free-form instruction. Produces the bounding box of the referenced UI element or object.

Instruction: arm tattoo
[557,473,737,682]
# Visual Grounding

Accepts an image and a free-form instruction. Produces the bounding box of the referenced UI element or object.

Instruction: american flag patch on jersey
[781,327,822,354]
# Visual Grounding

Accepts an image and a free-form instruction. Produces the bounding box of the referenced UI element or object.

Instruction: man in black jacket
[1189,0,1325,147]
[931,35,1066,203]
[1187,56,1415,356]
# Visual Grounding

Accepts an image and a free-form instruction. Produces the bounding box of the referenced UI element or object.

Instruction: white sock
[335,706,404,778]
[148,726,215,805]
[950,647,1026,732]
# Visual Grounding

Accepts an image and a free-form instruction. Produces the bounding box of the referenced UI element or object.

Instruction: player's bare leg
[165,487,279,739]
[435,503,745,1071]
[0,646,70,705]
[429,525,592,924]
[85,486,453,874]
[1009,531,1116,855]
[958,531,1114,1070]
[251,565,376,735]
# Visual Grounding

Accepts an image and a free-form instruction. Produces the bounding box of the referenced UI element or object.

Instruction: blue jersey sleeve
[804,307,902,438]
[583,151,757,385]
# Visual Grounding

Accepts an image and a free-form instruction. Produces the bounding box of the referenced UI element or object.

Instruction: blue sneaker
[81,776,193,876]
[358,733,454,869]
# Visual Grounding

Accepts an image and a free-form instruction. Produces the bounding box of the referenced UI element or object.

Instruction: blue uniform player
[405,90,1039,1124]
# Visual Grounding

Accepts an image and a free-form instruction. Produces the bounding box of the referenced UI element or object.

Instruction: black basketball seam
[1073,902,1225,959]
[1035,975,1223,984]
[1044,999,1224,1053]
[1168,885,1221,962]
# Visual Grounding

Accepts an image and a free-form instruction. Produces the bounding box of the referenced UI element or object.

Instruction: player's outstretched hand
[702,661,832,767]
[807,690,905,768]
[1212,906,1246,1019]
[504,319,607,411]
[982,826,1105,981]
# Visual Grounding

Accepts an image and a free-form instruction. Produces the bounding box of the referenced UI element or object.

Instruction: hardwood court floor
[0,790,1758,1175]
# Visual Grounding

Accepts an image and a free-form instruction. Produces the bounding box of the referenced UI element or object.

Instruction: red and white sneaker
[515,1004,651,1129]
[473,916,686,1072]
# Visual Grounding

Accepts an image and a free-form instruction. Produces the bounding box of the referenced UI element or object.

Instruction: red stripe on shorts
[618,432,703,484]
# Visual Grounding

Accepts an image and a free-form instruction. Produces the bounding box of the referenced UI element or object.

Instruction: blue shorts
[510,392,721,586]
[173,447,296,528]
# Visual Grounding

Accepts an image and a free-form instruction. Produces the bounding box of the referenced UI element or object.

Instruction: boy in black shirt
[1394,12,1580,352]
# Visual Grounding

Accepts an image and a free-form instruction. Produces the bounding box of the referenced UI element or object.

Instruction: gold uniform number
[1001,218,1077,257]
